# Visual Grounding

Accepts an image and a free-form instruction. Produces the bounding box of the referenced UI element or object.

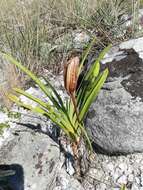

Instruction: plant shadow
[15,122,74,167]
[0,164,24,190]
[16,121,60,144]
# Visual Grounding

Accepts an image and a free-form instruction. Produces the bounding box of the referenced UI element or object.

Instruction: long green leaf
[14,88,75,138]
[81,72,102,107]
[13,89,77,136]
[14,88,52,111]
[78,37,96,75]
[41,77,75,130]
[43,77,66,110]
[85,44,111,80]
[3,53,70,122]
[8,94,76,138]
[79,68,109,120]
[3,53,52,99]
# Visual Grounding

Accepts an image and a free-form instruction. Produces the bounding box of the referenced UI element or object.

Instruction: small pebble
[95,183,107,190]
[117,175,127,185]
[128,174,134,182]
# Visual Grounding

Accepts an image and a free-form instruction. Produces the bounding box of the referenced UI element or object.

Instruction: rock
[128,174,134,182]
[82,152,143,190]
[86,37,143,154]
[55,30,90,51]
[102,37,143,64]
[82,181,95,190]
[117,175,127,185]
[73,31,90,49]
[95,183,107,190]
[118,163,128,172]
[54,170,84,190]
[120,37,143,59]
[113,167,125,182]
[0,112,9,123]
[0,123,83,190]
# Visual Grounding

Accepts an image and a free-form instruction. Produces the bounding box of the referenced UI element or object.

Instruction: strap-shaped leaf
[85,44,111,80]
[78,122,93,151]
[79,68,109,120]
[14,88,52,111]
[78,37,96,76]
[81,72,103,107]
[42,77,75,129]
[42,77,66,110]
[8,94,76,138]
[3,53,72,123]
[3,53,52,99]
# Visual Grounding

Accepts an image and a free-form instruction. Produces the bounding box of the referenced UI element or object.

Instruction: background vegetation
[0,0,142,76]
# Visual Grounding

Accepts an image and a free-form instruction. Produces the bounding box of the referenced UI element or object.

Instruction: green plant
[2,39,110,154]
[120,184,127,190]
[92,0,128,38]
[0,123,10,134]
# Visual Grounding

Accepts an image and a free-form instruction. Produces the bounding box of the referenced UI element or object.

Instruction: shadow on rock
[16,122,60,144]
[0,164,24,190]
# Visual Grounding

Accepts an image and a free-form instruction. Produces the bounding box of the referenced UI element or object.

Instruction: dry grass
[46,0,97,27]
[0,64,20,108]
[0,0,49,72]
[0,0,142,73]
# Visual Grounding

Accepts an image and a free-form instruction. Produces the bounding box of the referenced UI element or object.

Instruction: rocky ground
[82,153,143,190]
[0,66,143,190]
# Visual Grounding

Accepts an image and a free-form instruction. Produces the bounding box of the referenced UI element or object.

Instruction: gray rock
[95,183,107,190]
[120,37,143,60]
[0,123,83,190]
[0,112,8,123]
[117,175,127,185]
[128,174,134,182]
[73,31,90,49]
[102,37,143,64]
[86,38,143,154]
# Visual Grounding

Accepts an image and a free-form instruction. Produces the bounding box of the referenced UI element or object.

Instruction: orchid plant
[2,38,111,155]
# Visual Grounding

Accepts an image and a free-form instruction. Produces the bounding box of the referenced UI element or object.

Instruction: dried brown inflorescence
[64,56,79,95]
[64,56,80,123]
